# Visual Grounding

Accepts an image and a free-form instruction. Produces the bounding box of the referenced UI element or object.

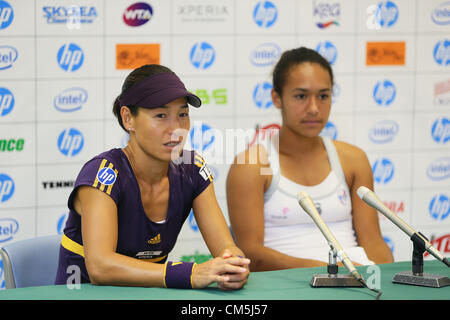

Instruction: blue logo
[96,167,117,186]
[369,120,399,144]
[253,82,273,109]
[188,210,199,232]
[57,213,68,234]
[57,43,84,72]
[0,1,13,29]
[253,1,277,28]
[429,194,450,221]
[433,40,450,66]
[431,116,450,144]
[0,173,14,203]
[190,42,215,70]
[383,236,394,252]
[374,1,399,28]
[57,128,84,156]
[373,80,396,106]
[316,41,337,65]
[0,45,18,70]
[427,157,450,181]
[0,218,18,243]
[320,121,338,140]
[189,123,215,152]
[0,259,4,289]
[431,2,450,25]
[249,43,280,67]
[372,158,395,184]
[0,87,14,117]
[42,5,98,24]
[54,87,88,112]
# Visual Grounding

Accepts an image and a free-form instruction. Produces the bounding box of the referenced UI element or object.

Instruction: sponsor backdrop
[0,0,449,288]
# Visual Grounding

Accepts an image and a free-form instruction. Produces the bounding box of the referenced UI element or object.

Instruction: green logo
[194,88,227,105]
[181,250,213,264]
[0,138,24,152]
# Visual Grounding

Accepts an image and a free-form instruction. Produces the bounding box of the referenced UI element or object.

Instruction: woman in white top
[226,47,394,271]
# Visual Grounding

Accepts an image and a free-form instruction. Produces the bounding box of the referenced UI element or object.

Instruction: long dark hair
[272,47,334,96]
[112,64,173,132]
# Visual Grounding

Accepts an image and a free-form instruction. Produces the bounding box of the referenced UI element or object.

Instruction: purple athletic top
[54,148,212,285]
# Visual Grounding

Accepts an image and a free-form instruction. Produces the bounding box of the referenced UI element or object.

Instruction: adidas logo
[147,233,161,244]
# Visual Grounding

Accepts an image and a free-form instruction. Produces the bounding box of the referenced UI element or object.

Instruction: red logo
[424,234,450,257]
[248,123,280,147]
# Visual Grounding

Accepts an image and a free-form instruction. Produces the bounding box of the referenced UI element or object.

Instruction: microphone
[357,186,449,267]
[297,191,362,281]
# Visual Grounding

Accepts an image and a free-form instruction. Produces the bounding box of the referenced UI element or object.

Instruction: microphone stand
[392,232,450,288]
[310,248,363,287]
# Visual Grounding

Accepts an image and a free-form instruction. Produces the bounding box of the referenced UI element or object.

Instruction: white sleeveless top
[263,136,374,265]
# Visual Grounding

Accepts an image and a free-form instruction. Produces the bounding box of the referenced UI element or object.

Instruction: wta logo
[0,173,14,203]
[57,43,84,72]
[431,116,450,144]
[253,1,277,28]
[0,0,13,29]
[372,157,395,184]
[429,194,450,221]
[123,2,153,27]
[373,80,396,106]
[190,42,215,70]
[57,128,84,157]
[253,82,273,109]
[0,87,14,117]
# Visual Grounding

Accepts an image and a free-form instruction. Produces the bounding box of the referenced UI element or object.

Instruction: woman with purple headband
[55,64,250,290]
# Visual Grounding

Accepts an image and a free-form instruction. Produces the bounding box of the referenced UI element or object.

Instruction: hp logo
[433,39,450,66]
[373,80,396,106]
[429,194,450,221]
[253,82,273,109]
[0,173,14,203]
[57,43,84,72]
[383,236,394,253]
[188,210,199,232]
[96,167,117,186]
[190,42,215,70]
[316,41,337,65]
[189,123,215,152]
[57,213,68,234]
[320,121,338,140]
[372,158,395,184]
[57,128,84,157]
[253,1,278,28]
[0,87,14,117]
[374,1,399,28]
[0,0,13,29]
[431,116,450,144]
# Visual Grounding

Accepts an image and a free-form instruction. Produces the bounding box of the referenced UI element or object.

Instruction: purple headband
[119,72,201,109]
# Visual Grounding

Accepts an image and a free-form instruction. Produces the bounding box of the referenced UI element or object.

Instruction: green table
[0,260,448,300]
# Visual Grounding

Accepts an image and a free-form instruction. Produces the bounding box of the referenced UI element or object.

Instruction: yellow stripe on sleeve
[61,234,85,258]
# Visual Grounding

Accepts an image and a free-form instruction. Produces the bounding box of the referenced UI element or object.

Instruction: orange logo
[116,44,160,70]
[366,41,405,66]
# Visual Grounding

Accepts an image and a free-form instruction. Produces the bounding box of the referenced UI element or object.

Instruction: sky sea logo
[57,43,84,72]
[431,1,450,25]
[0,45,17,70]
[429,194,450,221]
[54,87,88,112]
[313,0,340,29]
[249,43,280,67]
[369,120,399,144]
[123,2,153,27]
[42,5,98,24]
[0,218,18,243]
[253,82,273,109]
[0,87,14,117]
[0,173,14,203]
[433,39,450,66]
[374,1,399,28]
[372,158,395,184]
[190,42,215,69]
[0,0,13,29]
[189,123,215,152]
[427,157,450,181]
[253,1,277,28]
[373,80,396,106]
[431,116,450,144]
[316,41,337,65]
[57,128,84,157]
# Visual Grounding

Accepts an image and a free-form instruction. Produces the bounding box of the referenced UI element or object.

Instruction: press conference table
[0,260,448,300]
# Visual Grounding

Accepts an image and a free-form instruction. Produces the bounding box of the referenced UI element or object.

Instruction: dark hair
[113,64,174,132]
[272,47,334,96]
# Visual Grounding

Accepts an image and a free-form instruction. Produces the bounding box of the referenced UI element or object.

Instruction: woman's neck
[277,126,324,158]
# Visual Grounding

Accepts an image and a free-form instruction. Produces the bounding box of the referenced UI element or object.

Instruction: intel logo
[0,218,19,243]
[431,1,450,26]
[427,157,450,181]
[54,87,88,112]
[0,45,18,71]
[250,43,280,67]
[369,120,399,143]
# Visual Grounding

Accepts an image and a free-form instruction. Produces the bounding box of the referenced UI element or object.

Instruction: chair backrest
[0,234,62,289]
